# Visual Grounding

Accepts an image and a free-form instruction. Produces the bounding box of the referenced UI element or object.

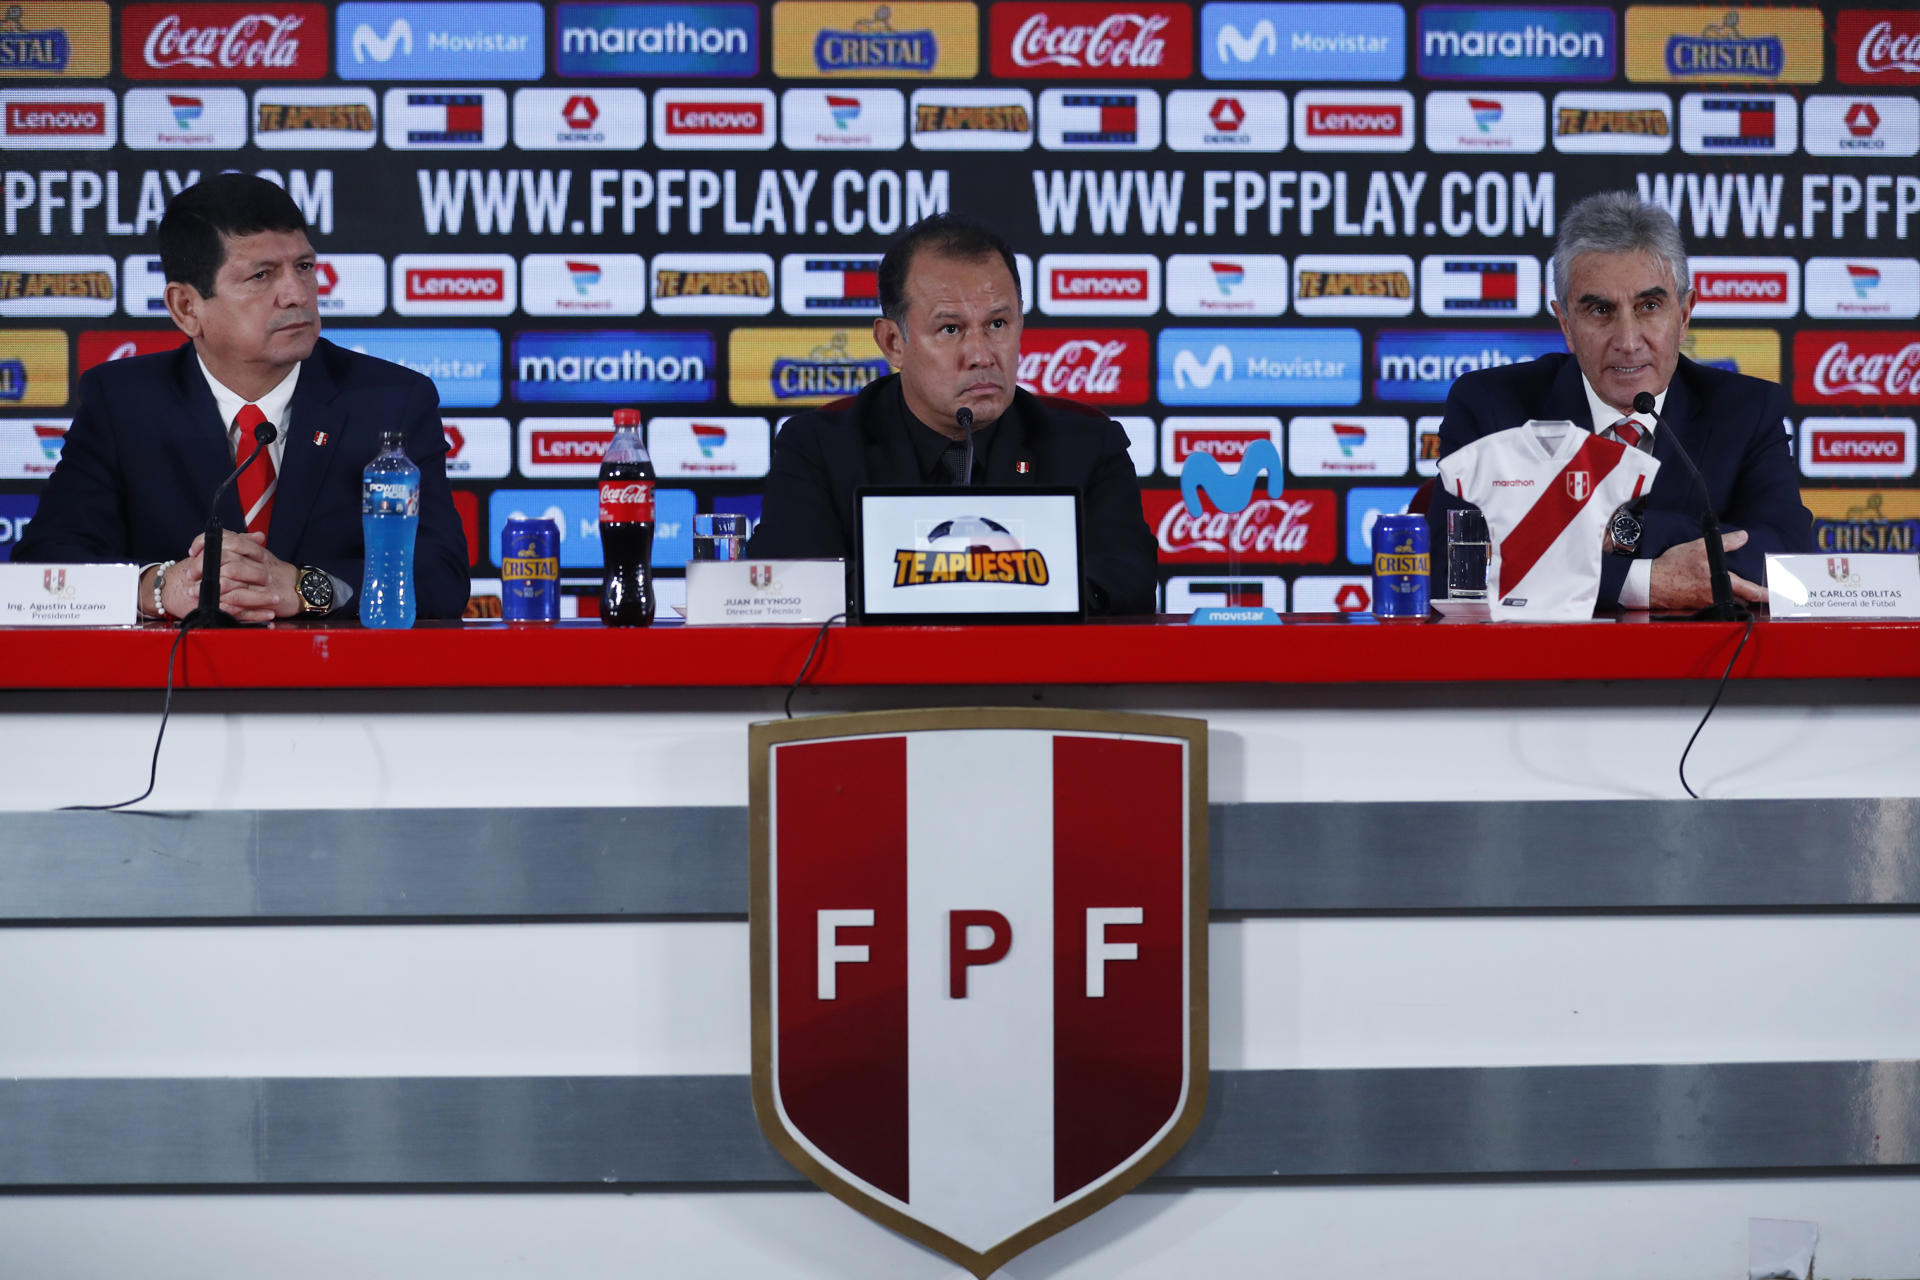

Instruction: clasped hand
[159,531,302,622]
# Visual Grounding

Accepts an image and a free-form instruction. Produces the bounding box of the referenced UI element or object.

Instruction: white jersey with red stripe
[1439,419,1660,620]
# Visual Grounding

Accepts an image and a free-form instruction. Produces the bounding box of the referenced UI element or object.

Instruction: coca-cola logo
[1051,269,1147,299]
[76,330,186,373]
[1141,489,1336,563]
[1306,105,1402,136]
[5,104,106,135]
[407,269,503,299]
[990,3,1193,79]
[666,103,766,134]
[123,5,329,80]
[1797,334,1920,402]
[1841,12,1920,83]
[1016,329,1149,404]
[598,480,654,523]
[1171,430,1268,463]
[1695,271,1786,301]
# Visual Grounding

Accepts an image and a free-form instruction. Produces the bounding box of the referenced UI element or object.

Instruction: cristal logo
[143,12,306,69]
[1157,497,1317,556]
[1307,105,1401,136]
[1811,341,1920,397]
[6,104,106,134]
[1858,20,1920,75]
[667,103,764,134]
[1695,271,1785,301]
[406,268,503,299]
[535,431,609,460]
[1010,13,1170,68]
[1017,339,1129,397]
[1813,430,1907,463]
[1172,430,1266,463]
[1052,270,1147,298]
[351,18,411,62]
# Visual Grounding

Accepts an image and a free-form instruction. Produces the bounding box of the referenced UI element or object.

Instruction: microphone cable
[784,612,847,719]
[60,609,194,812]
[1676,612,1756,800]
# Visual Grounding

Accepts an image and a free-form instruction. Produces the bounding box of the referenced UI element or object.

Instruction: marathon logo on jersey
[1141,486,1336,563]
[1839,11,1920,85]
[1201,2,1402,81]
[782,87,906,149]
[1803,95,1920,157]
[909,87,1034,150]
[1690,257,1799,319]
[306,253,386,315]
[1158,416,1281,476]
[76,329,185,373]
[1158,328,1361,406]
[1165,89,1286,152]
[1679,329,1779,382]
[1803,488,1920,554]
[0,418,70,478]
[556,2,758,78]
[1418,5,1612,81]
[335,3,544,81]
[518,417,616,477]
[1420,256,1542,318]
[1626,7,1823,84]
[1288,415,1410,477]
[1413,415,1444,477]
[1550,90,1672,153]
[383,88,506,149]
[522,253,646,317]
[0,88,114,149]
[1292,89,1413,152]
[122,87,246,148]
[253,87,378,148]
[772,2,977,79]
[1804,259,1920,321]
[652,253,775,317]
[1038,255,1160,317]
[1017,328,1152,405]
[1424,90,1546,152]
[1292,255,1414,318]
[122,3,328,80]
[0,256,116,318]
[0,2,111,78]
[730,328,890,407]
[1164,254,1287,318]
[512,87,645,149]
[1373,330,1566,402]
[654,87,775,149]
[438,417,510,479]
[648,415,771,478]
[327,328,501,407]
[1794,331,1920,406]
[991,2,1193,80]
[391,254,516,317]
[1679,93,1797,154]
[1165,574,1286,613]
[782,254,882,316]
[1038,88,1161,150]
[1798,418,1917,478]
[514,331,715,404]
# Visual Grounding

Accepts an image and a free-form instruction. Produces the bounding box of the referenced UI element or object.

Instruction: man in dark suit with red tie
[14,174,468,621]
[1427,191,1812,611]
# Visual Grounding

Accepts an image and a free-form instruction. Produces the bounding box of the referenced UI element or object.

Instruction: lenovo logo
[1051,269,1147,299]
[1799,417,1918,477]
[1306,105,1401,135]
[1171,430,1268,463]
[534,430,609,460]
[1695,271,1786,301]
[5,103,105,135]
[1815,431,1906,462]
[666,102,766,134]
[406,268,502,299]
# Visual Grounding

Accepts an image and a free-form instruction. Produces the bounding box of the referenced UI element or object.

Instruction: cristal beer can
[1370,513,1431,619]
[500,517,560,622]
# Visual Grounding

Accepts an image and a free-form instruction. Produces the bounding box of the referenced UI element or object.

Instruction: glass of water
[1446,509,1490,601]
[693,513,749,562]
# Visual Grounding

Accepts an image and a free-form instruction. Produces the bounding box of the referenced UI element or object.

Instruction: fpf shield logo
[751,708,1207,1278]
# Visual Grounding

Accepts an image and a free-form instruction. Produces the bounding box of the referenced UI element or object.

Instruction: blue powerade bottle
[360,430,420,629]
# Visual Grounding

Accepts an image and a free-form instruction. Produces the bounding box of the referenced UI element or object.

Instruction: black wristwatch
[1606,506,1643,558]
[297,566,335,615]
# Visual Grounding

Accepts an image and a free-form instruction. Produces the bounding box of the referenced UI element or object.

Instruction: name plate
[1766,553,1920,618]
[854,486,1084,624]
[0,563,139,627]
[685,559,846,626]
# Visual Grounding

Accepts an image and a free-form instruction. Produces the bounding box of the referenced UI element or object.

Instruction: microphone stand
[957,406,976,486]
[1631,391,1747,622]
[185,421,278,629]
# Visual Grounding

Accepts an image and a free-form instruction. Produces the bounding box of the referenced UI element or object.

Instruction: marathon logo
[512,331,716,404]
[892,548,1051,586]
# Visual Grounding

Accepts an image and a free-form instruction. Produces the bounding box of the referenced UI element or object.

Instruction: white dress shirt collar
[197,353,299,471]
[1580,374,1665,442]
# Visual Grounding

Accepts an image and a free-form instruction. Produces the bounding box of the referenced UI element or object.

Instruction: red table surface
[1,615,1916,691]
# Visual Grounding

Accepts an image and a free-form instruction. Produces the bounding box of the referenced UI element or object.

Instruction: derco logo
[1798,418,1916,478]
[1803,94,1920,157]
[392,254,516,316]
[654,88,775,148]
[1038,254,1160,317]
[1689,257,1799,318]
[1293,89,1412,151]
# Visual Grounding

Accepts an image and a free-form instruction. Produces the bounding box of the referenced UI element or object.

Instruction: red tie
[233,404,277,536]
[1609,418,1642,450]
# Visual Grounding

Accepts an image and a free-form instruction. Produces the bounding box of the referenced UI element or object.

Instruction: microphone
[185,418,278,629]
[1631,390,1746,622]
[956,406,976,487]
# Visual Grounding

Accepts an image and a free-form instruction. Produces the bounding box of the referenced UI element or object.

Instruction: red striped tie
[233,404,277,536]
[1609,417,1642,450]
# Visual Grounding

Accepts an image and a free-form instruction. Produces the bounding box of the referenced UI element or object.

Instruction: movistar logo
[354,19,413,62]
[1181,438,1284,516]
[1216,20,1277,63]
[1173,345,1234,389]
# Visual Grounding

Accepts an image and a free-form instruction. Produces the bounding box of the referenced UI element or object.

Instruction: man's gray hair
[1551,191,1690,309]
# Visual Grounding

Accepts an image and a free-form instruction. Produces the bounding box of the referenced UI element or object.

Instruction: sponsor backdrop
[2,1,1916,614]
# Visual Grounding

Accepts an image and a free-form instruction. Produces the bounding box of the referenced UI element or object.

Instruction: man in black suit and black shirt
[746,214,1158,615]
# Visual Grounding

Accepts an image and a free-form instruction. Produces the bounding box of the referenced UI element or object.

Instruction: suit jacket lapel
[982,393,1036,486]
[863,375,924,485]
[267,341,345,561]
[171,345,245,528]
[1647,359,1699,508]
[1545,356,1596,431]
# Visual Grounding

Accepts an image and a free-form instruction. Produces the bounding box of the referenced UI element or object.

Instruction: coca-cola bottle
[598,407,656,627]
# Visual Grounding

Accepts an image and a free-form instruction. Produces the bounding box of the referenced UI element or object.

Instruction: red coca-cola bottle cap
[612,408,641,428]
